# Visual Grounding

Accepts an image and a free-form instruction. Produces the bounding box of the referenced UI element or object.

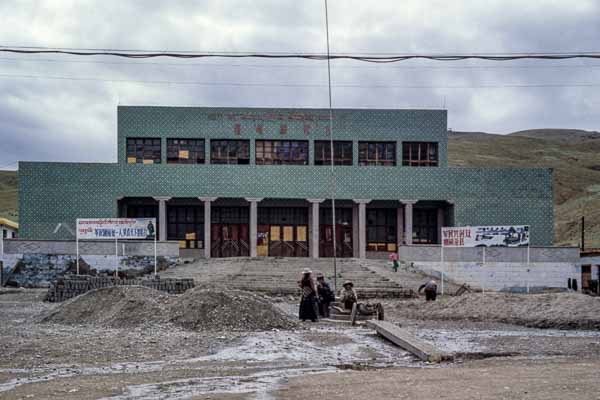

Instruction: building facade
[0,218,18,240]
[19,106,554,259]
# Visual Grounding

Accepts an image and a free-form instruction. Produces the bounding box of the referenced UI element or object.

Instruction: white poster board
[441,225,529,247]
[76,218,156,240]
[75,218,158,276]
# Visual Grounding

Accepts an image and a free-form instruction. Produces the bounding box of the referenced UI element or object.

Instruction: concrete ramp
[366,320,450,363]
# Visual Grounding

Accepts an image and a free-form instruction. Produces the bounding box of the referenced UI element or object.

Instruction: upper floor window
[255,140,309,165]
[167,139,205,164]
[314,141,353,166]
[210,140,250,164]
[358,142,396,166]
[126,138,161,164]
[402,142,439,167]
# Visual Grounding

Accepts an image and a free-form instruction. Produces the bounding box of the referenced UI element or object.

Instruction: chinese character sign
[442,225,529,247]
[77,218,156,240]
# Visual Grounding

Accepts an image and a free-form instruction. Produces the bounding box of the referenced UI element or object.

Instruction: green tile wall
[19,106,554,245]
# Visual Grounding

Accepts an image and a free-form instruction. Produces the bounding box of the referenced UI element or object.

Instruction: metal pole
[581,215,585,251]
[526,244,531,294]
[482,247,486,295]
[0,230,4,286]
[115,236,119,279]
[154,228,158,276]
[76,227,80,275]
[324,0,338,292]
[440,244,444,296]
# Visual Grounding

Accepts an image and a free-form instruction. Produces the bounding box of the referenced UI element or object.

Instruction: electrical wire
[3,57,600,70]
[2,46,600,62]
[1,72,599,89]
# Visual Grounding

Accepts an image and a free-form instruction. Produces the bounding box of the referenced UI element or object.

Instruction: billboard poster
[442,225,529,247]
[77,218,156,240]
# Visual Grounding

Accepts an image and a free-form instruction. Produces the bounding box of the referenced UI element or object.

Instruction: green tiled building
[19,106,553,259]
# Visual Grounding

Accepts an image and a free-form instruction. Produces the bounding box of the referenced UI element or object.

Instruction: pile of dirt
[41,285,296,331]
[398,292,600,330]
[41,286,171,328]
[169,287,297,331]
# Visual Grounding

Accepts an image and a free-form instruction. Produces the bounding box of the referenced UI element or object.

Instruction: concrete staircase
[161,257,436,298]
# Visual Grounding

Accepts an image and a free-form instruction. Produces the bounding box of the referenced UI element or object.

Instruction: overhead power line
[3,56,600,70]
[0,72,599,89]
[2,46,600,62]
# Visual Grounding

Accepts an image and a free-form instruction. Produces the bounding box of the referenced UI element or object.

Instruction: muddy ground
[1,289,600,399]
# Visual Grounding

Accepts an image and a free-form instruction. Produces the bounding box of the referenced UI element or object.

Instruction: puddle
[99,367,332,400]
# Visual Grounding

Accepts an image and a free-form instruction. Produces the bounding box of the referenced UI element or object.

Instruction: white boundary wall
[398,245,580,292]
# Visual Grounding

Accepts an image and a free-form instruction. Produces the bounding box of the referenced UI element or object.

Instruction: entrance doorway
[258,207,308,257]
[211,207,249,257]
[320,207,353,258]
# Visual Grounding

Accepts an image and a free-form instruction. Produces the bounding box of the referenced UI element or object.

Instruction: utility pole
[324,0,338,292]
[581,215,585,252]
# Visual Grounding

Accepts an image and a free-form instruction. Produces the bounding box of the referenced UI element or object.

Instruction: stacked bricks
[45,274,194,302]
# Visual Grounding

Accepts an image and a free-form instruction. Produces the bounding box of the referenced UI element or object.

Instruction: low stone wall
[46,275,195,302]
[2,239,180,288]
[398,245,580,292]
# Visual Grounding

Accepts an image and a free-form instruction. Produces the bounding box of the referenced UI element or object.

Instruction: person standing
[389,252,399,272]
[418,279,438,301]
[298,268,319,322]
[316,272,334,318]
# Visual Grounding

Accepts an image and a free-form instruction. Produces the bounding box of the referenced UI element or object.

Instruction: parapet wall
[398,245,580,292]
[1,239,180,288]
[3,239,179,257]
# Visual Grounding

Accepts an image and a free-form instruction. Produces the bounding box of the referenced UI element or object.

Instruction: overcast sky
[1,0,600,169]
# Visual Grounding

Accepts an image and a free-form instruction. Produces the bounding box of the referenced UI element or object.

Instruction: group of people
[299,267,440,321]
[298,268,358,322]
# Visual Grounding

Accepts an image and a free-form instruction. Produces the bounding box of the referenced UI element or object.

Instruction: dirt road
[2,289,600,399]
[275,358,600,400]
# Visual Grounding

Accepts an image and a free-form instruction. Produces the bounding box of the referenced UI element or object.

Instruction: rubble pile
[41,286,171,328]
[398,292,600,330]
[169,287,297,331]
[40,285,297,331]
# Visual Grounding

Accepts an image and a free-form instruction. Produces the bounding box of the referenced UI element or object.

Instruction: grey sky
[1,0,599,169]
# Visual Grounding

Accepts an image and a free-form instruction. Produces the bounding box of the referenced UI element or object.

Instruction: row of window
[126,138,439,167]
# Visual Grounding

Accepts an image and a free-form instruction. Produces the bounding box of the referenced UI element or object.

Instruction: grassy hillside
[0,170,18,222]
[1,128,599,247]
[449,129,600,248]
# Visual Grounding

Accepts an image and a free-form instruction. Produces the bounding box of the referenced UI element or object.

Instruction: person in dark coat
[418,279,438,301]
[316,272,334,318]
[298,268,319,322]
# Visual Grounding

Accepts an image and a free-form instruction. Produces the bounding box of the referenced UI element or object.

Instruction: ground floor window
[367,208,397,252]
[413,208,438,244]
[167,206,204,249]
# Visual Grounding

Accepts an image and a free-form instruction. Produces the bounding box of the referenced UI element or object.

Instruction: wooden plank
[366,320,449,363]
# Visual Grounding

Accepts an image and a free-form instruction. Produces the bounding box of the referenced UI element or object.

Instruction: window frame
[358,141,396,166]
[314,140,353,166]
[402,142,439,167]
[210,139,250,165]
[126,137,162,164]
[255,140,309,165]
[167,138,205,164]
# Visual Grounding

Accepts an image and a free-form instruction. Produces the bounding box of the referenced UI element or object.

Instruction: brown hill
[449,129,600,247]
[0,170,18,222]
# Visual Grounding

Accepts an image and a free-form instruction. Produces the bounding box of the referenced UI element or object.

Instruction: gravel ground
[389,292,600,330]
[1,289,600,399]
